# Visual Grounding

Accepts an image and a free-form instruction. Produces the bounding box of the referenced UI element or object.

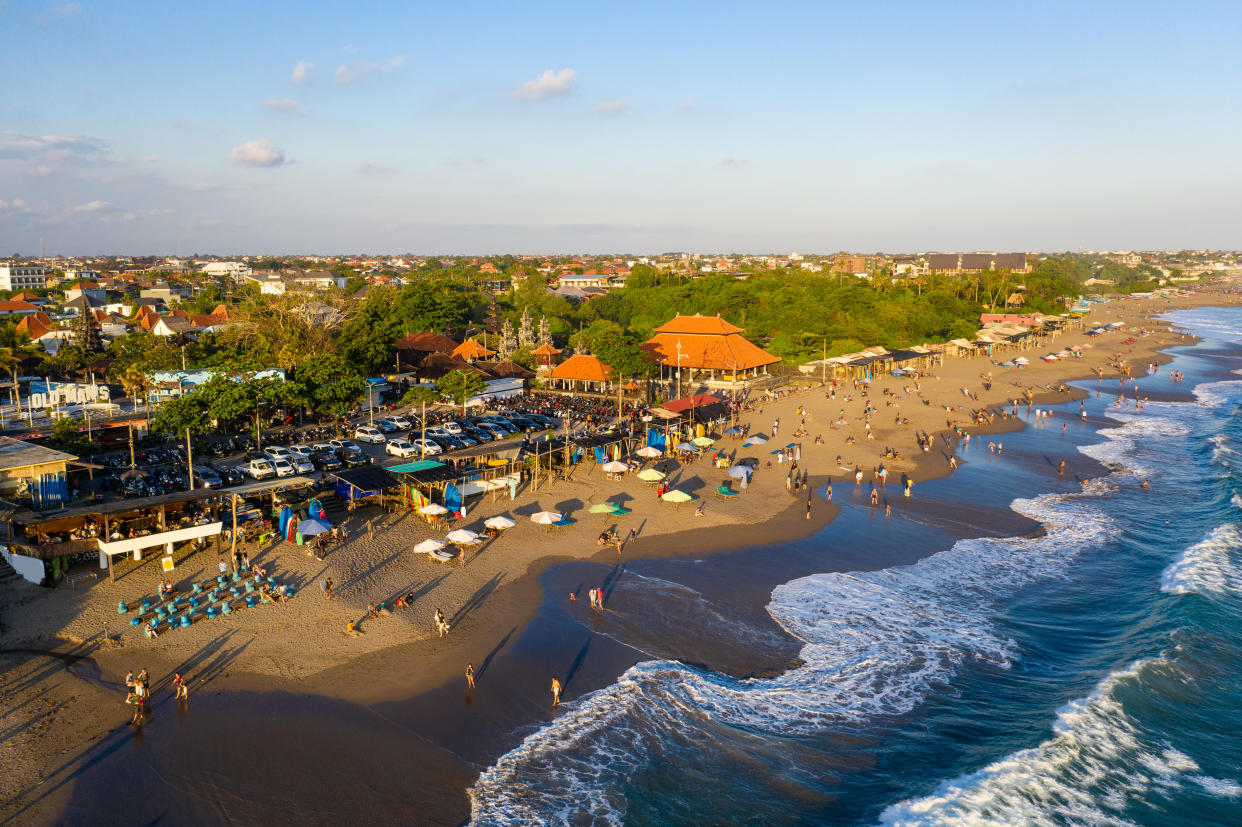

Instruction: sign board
[161,555,175,572]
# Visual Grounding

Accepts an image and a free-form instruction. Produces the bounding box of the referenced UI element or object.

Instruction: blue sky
[2,0,1240,255]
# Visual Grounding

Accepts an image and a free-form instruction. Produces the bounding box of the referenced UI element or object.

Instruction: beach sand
[1,286,1236,823]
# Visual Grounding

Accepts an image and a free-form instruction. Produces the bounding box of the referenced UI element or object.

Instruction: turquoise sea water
[469,306,1242,825]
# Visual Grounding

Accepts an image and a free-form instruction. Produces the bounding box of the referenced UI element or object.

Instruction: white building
[201,261,252,281]
[0,265,47,291]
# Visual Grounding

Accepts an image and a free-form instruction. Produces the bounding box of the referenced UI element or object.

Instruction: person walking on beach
[174,672,188,702]
[551,677,562,707]
[325,578,333,600]
[806,491,812,519]
[466,663,475,690]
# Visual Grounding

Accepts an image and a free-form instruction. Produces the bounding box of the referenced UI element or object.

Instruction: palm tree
[0,347,22,417]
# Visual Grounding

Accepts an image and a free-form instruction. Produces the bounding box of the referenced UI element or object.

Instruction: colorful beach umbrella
[588,503,621,514]
[530,510,562,525]
[742,435,767,447]
[691,436,714,447]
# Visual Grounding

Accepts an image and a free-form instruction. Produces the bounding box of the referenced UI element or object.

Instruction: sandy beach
[1,286,1237,824]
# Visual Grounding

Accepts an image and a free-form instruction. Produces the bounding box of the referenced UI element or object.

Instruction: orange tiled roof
[451,339,497,360]
[548,353,611,383]
[642,331,779,371]
[396,332,459,353]
[652,314,743,335]
[0,300,39,313]
[530,343,562,356]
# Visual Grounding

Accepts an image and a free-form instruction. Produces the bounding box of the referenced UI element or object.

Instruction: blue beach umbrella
[723,427,742,436]
[728,465,753,479]
[298,518,333,537]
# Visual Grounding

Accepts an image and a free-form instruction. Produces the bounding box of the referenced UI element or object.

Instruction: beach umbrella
[661,489,695,503]
[445,529,479,545]
[298,517,332,536]
[637,468,665,482]
[530,510,562,525]
[691,436,714,447]
[414,539,446,554]
[602,460,629,474]
[588,503,621,514]
[728,465,753,479]
[484,516,515,530]
[723,427,742,436]
[676,442,698,452]
[636,446,663,458]
[742,435,767,447]
[420,503,449,516]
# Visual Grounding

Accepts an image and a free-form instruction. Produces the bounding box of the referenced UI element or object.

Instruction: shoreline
[1,290,1237,824]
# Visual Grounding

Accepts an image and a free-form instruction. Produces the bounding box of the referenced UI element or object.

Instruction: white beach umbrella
[420,503,449,516]
[445,529,479,545]
[414,539,446,554]
[602,460,629,474]
[530,510,562,525]
[484,516,515,530]
[635,446,663,458]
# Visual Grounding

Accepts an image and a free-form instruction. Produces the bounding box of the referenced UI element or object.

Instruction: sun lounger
[715,485,738,498]
[610,507,632,516]
[552,517,576,529]
[430,549,456,563]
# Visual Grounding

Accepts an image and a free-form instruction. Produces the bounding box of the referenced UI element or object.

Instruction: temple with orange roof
[642,313,779,389]
[451,339,497,362]
[530,342,562,369]
[546,353,612,393]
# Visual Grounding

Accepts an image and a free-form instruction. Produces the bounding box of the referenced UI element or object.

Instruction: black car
[427,435,459,453]
[460,426,493,443]
[212,464,246,486]
[507,416,543,432]
[311,452,343,471]
[337,448,368,466]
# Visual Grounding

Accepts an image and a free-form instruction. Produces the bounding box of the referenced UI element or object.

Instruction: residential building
[0,265,47,291]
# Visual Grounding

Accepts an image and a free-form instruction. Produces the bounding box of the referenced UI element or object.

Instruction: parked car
[289,444,314,460]
[388,415,412,430]
[329,438,362,453]
[373,418,399,434]
[442,421,464,435]
[353,426,386,444]
[247,458,276,480]
[212,464,246,486]
[424,426,452,440]
[271,457,296,477]
[410,438,442,456]
[311,452,343,471]
[312,442,336,456]
[192,467,224,489]
[263,446,292,461]
[460,426,493,443]
[288,454,314,473]
[385,439,419,458]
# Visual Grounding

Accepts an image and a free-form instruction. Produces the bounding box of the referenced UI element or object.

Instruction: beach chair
[552,517,576,529]
[610,506,632,516]
[715,485,738,499]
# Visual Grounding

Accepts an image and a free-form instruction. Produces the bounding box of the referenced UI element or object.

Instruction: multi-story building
[0,265,47,291]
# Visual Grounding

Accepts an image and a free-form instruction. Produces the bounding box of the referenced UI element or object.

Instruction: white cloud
[291,61,313,84]
[264,97,299,112]
[56,3,82,16]
[335,61,377,84]
[677,100,694,112]
[510,68,577,100]
[388,56,406,69]
[356,163,396,175]
[594,100,628,114]
[720,156,750,168]
[341,43,356,54]
[70,200,111,213]
[230,139,287,167]
[0,131,106,163]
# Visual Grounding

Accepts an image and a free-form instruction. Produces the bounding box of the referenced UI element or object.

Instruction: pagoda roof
[547,353,611,383]
[642,329,779,371]
[451,339,497,360]
[653,314,743,336]
[530,343,562,356]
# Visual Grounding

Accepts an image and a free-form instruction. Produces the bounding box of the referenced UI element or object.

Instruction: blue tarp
[444,483,462,513]
[594,446,607,463]
[646,427,666,449]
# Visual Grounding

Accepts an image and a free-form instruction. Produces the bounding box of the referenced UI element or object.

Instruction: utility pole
[822,338,827,384]
[186,427,195,490]
[128,422,135,469]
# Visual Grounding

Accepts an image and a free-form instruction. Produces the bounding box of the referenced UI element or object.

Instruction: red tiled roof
[530,343,562,356]
[0,300,39,312]
[548,354,611,383]
[451,339,497,360]
[396,332,459,353]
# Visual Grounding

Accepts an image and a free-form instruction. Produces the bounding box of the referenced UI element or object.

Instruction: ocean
[468,306,1242,825]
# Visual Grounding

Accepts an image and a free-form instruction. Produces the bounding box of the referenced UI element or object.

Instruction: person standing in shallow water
[466,663,475,690]
[551,677,562,707]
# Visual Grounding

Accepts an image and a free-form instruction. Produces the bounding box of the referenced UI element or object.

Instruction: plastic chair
[117,601,128,614]
[129,616,142,626]
[221,601,233,615]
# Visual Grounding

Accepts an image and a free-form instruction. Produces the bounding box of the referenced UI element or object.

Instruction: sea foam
[1160,524,1242,598]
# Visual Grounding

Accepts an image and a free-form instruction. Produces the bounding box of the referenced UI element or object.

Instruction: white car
[288,454,314,473]
[289,444,314,459]
[271,457,296,477]
[386,439,419,458]
[247,458,275,480]
[411,438,442,456]
[424,426,452,439]
[354,426,386,444]
[389,415,412,430]
[443,421,463,435]
[263,446,292,461]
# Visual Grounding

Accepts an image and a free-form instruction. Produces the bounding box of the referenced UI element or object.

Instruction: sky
[2,0,1240,256]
